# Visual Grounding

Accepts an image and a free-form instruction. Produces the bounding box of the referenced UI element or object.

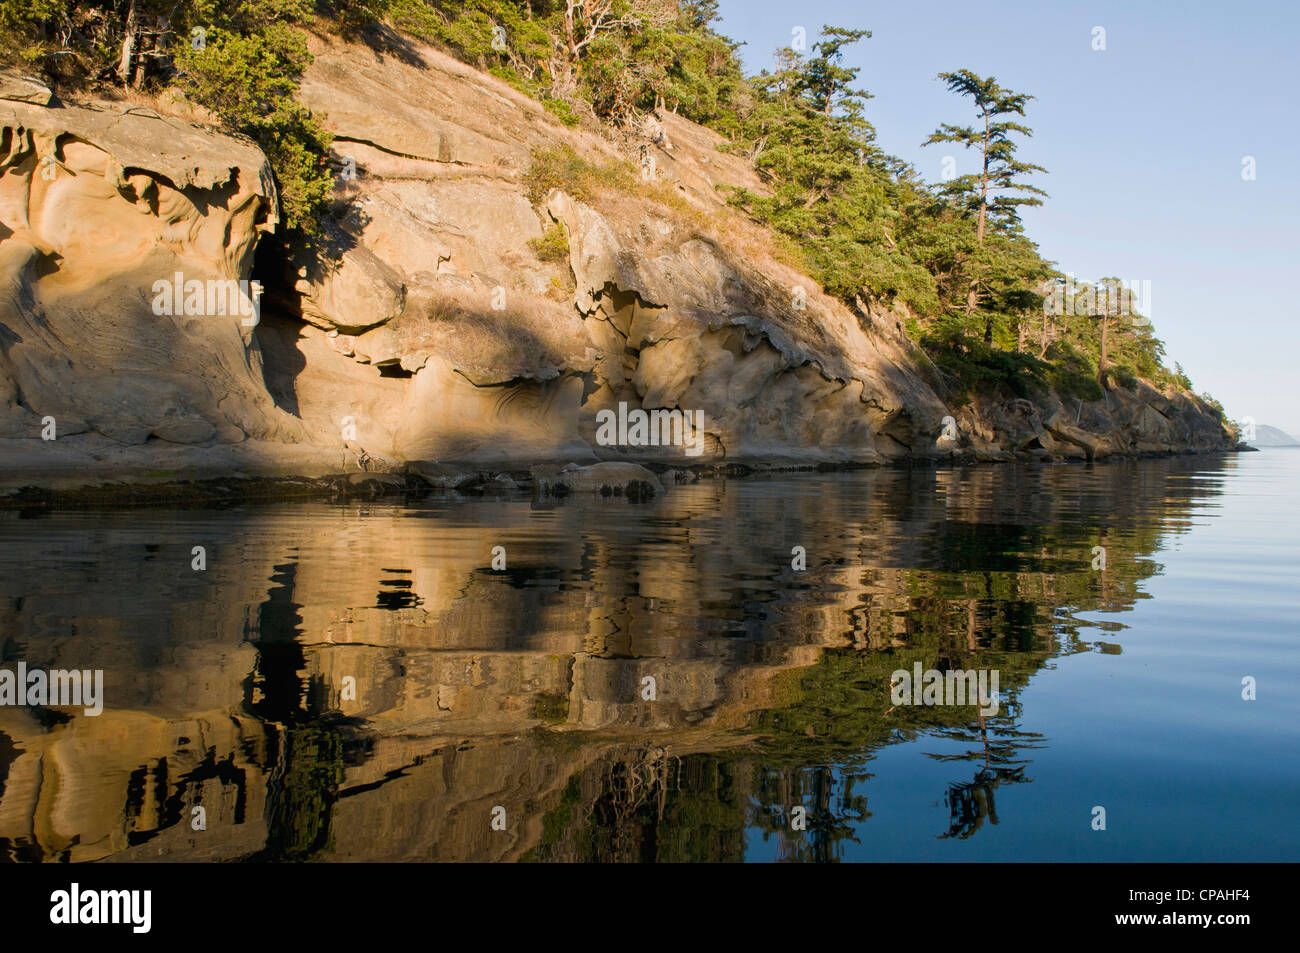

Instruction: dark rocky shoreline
[0,445,1254,511]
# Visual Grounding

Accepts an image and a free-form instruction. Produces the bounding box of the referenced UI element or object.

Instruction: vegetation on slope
[0,0,1224,417]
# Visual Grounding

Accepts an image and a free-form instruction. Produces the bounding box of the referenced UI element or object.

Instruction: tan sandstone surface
[0,35,1235,498]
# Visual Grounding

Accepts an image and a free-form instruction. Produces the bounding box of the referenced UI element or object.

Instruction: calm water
[0,450,1296,862]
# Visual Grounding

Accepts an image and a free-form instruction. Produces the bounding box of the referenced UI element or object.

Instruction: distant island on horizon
[1250,425,1300,447]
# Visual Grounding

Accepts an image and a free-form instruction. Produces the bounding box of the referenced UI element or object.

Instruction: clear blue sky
[715,0,1299,436]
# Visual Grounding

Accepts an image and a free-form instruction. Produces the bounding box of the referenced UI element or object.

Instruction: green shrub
[542,96,580,126]
[1046,341,1104,402]
[173,23,333,233]
[316,0,392,35]
[1111,364,1139,390]
[0,0,61,63]
[528,221,569,262]
[1199,391,1227,421]
[922,321,1048,399]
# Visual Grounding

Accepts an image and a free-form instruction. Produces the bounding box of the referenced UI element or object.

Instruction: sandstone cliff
[0,37,1235,496]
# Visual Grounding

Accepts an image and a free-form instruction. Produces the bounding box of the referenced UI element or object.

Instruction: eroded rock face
[270,36,956,469]
[0,75,314,453]
[283,35,1232,471]
[543,189,946,465]
[0,43,1235,489]
[290,219,406,334]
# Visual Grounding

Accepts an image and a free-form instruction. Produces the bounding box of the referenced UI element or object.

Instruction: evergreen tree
[924,70,1047,336]
[0,2,1207,410]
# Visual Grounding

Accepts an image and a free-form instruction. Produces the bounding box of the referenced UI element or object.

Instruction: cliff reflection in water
[0,459,1226,862]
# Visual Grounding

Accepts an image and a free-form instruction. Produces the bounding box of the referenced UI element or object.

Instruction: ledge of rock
[0,37,1237,496]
